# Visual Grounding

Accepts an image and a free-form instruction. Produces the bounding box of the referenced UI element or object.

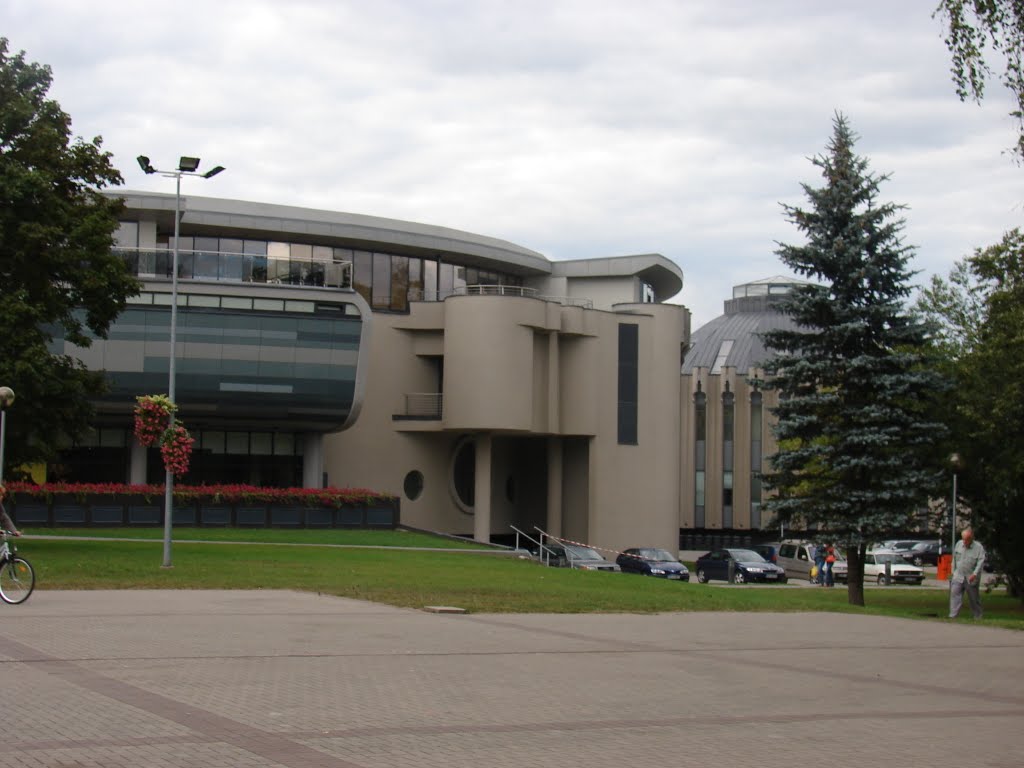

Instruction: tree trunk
[846,543,867,606]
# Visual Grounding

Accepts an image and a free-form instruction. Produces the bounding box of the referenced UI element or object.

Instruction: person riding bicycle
[0,485,22,537]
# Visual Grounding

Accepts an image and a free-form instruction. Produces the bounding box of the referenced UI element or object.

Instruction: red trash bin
[937,553,952,581]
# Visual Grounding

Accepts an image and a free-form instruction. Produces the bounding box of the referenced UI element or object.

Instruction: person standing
[949,526,985,619]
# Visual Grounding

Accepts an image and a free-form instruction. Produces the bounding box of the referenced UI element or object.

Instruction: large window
[722,387,734,527]
[750,391,763,528]
[617,324,639,445]
[694,388,706,528]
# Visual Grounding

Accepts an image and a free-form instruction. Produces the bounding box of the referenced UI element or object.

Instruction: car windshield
[730,549,766,562]
[565,545,605,561]
[873,553,906,564]
[639,548,676,561]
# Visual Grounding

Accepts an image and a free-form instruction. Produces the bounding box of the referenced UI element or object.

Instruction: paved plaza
[0,589,1020,768]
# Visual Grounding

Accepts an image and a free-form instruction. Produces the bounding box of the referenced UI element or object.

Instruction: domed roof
[682,276,810,374]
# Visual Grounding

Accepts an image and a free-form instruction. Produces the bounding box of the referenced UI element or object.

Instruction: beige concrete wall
[324,294,692,554]
[585,304,685,556]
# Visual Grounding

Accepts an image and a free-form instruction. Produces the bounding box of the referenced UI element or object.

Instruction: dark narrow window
[722,387,734,527]
[750,391,763,528]
[617,324,639,445]
[694,388,706,528]
[353,251,373,305]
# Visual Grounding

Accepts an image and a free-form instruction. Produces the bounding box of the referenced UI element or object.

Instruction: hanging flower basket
[160,422,195,477]
[134,394,176,447]
[135,394,194,476]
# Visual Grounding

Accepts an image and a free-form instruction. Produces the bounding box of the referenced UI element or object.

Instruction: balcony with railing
[393,393,443,424]
[115,247,353,289]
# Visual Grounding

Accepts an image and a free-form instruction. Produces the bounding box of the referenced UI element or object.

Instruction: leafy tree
[934,0,1024,158]
[760,114,947,607]
[0,38,138,474]
[918,230,1024,600]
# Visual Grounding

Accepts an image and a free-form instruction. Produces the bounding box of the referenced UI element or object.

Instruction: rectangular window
[372,253,391,310]
[438,262,454,297]
[423,259,438,300]
[390,255,410,311]
[711,339,734,374]
[617,323,639,445]
[353,251,373,305]
[408,258,423,302]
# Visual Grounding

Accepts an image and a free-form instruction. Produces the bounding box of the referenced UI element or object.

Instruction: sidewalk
[0,590,1020,768]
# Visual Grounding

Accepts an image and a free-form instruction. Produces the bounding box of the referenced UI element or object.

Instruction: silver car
[776,540,848,583]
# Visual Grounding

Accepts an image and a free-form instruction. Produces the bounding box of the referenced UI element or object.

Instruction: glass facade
[116,225,524,314]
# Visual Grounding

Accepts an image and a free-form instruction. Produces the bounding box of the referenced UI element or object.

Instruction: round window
[403,470,424,501]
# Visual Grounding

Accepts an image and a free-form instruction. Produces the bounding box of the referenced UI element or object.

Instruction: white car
[865,550,925,585]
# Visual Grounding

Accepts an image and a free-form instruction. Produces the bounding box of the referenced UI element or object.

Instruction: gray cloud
[2,0,1019,328]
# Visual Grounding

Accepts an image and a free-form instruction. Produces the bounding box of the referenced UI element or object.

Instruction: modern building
[52,191,693,555]
[678,276,804,547]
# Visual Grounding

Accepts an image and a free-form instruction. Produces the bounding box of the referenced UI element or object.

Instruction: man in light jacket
[949,526,986,619]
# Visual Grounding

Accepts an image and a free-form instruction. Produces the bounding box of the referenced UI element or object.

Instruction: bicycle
[0,531,34,604]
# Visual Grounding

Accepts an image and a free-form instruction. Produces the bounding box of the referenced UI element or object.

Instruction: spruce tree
[760,113,946,606]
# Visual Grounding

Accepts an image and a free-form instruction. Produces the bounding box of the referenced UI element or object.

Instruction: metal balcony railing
[114,247,352,289]
[402,393,443,419]
[411,284,594,309]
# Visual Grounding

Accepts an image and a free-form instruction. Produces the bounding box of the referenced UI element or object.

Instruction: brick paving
[0,590,1020,767]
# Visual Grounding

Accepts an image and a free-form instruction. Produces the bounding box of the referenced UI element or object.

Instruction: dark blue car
[695,548,787,584]
[616,548,690,580]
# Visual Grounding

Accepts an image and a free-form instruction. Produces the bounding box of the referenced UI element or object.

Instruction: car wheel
[912,556,923,566]
[733,571,746,584]
[877,574,887,585]
[696,569,708,583]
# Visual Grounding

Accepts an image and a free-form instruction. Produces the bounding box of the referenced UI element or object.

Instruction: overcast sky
[3,0,1020,328]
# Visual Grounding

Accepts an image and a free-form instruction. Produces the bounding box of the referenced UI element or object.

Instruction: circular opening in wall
[403,470,424,501]
[451,438,475,513]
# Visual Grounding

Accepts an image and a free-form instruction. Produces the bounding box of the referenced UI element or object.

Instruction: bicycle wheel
[0,557,35,604]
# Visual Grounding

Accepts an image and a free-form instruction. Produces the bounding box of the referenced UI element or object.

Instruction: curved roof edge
[110,190,553,276]
[549,253,683,302]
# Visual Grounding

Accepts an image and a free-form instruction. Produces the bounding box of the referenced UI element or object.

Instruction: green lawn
[13,530,1024,628]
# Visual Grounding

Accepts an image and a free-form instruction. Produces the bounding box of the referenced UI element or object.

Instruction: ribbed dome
[682,277,809,374]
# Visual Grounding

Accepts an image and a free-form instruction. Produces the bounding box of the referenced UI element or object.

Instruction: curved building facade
[54,191,691,556]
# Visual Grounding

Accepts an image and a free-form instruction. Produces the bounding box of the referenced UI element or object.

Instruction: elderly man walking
[949,526,986,619]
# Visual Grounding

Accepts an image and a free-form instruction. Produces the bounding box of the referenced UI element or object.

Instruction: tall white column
[303,433,324,488]
[473,434,492,544]
[129,441,148,484]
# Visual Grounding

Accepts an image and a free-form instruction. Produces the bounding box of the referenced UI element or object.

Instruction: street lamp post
[949,452,963,559]
[137,156,225,568]
[0,387,14,484]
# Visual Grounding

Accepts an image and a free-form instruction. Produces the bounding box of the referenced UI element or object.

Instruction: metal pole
[950,472,957,565]
[0,387,14,485]
[0,409,6,485]
[162,172,182,569]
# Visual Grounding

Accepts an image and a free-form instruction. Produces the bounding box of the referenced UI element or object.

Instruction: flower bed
[3,482,396,508]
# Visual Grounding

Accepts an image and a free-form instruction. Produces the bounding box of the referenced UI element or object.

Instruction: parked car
[752,542,780,564]
[902,540,946,566]
[694,548,787,584]
[864,550,926,585]
[776,540,849,583]
[616,548,690,580]
[879,539,924,555]
[532,542,613,570]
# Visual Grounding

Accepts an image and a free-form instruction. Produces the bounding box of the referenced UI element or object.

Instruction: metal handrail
[113,247,353,289]
[403,393,443,418]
